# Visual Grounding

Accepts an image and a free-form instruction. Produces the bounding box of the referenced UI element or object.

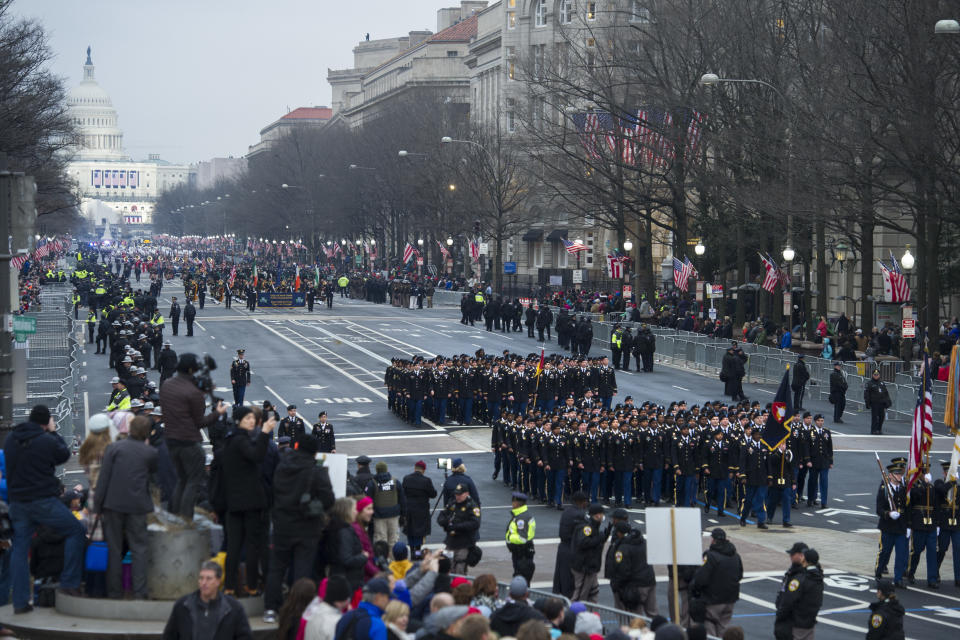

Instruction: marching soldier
[505,492,536,582]
[935,460,960,587]
[672,421,700,507]
[875,461,909,587]
[230,348,251,406]
[437,483,480,575]
[169,296,181,336]
[277,405,306,440]
[312,411,336,453]
[703,428,733,518]
[766,442,795,528]
[906,466,939,588]
[740,428,770,529]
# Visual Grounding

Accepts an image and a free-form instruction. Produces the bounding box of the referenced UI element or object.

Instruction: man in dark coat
[609,522,658,617]
[552,491,587,597]
[829,361,848,423]
[162,561,252,640]
[264,435,334,617]
[183,300,196,337]
[720,345,746,401]
[158,342,178,383]
[864,370,892,435]
[691,528,743,637]
[791,354,810,410]
[169,296,181,336]
[401,461,437,552]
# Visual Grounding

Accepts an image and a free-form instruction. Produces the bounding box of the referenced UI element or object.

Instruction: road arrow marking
[339,411,372,418]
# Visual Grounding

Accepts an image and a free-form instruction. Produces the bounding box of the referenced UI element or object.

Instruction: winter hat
[294,434,319,455]
[356,496,373,512]
[509,575,528,598]
[429,605,470,632]
[654,624,687,640]
[232,406,254,424]
[29,405,51,426]
[375,461,388,473]
[87,413,112,434]
[324,575,351,604]
[392,541,408,561]
[574,612,603,636]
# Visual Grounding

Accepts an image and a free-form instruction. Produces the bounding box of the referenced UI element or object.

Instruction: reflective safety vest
[505,504,535,547]
[95,286,106,295]
[71,294,80,305]
[474,293,484,303]
[122,296,134,307]
[106,388,131,411]
[46,270,54,279]
[338,276,349,288]
[611,331,622,349]
[86,312,97,324]
[151,314,164,326]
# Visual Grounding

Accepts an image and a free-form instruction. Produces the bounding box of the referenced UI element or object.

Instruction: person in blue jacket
[334,577,390,640]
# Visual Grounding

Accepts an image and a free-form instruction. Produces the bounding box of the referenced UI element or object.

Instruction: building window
[447,50,458,57]
[556,244,569,268]
[533,242,543,268]
[507,0,516,6]
[587,1,597,21]
[535,0,547,27]
[507,11,516,28]
[507,109,516,133]
[630,1,650,23]
[559,0,573,24]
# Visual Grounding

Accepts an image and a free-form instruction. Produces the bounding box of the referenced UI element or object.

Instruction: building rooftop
[427,14,479,42]
[281,107,333,120]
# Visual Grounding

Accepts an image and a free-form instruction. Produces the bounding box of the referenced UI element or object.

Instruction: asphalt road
[69,277,960,639]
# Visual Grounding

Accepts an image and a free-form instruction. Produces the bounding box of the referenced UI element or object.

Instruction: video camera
[193,353,220,400]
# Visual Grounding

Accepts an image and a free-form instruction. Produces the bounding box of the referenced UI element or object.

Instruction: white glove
[906,528,911,540]
[924,473,932,483]
[889,511,900,520]
[937,527,941,536]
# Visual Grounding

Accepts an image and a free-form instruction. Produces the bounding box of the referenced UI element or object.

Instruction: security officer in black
[86,309,97,344]
[277,404,306,441]
[437,483,480,574]
[866,579,905,640]
[864,370,892,434]
[169,296,181,336]
[505,492,536,582]
[312,412,336,453]
[230,349,251,406]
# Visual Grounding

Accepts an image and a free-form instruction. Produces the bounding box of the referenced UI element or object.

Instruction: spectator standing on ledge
[5,405,86,612]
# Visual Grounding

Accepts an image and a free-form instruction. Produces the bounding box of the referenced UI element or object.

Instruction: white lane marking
[83,391,89,427]
[672,385,690,392]
[341,320,437,357]
[195,322,206,332]
[846,492,871,496]
[345,449,482,459]
[263,384,308,422]
[736,592,869,634]
[338,434,455,443]
[827,520,839,525]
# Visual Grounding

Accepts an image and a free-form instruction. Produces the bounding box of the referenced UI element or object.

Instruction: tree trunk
[735,219,746,327]
[859,202,874,332]
[815,220,827,336]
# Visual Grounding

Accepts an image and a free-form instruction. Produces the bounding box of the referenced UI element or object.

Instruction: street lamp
[901,245,915,270]
[623,240,633,251]
[695,241,705,256]
[935,19,960,34]
[782,246,795,262]
[446,237,454,246]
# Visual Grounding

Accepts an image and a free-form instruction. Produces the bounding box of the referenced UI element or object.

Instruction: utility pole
[1,171,37,446]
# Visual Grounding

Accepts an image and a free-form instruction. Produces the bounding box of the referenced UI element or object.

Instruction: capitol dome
[67,47,128,161]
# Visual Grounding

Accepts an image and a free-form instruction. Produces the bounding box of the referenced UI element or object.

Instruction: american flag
[685,109,707,158]
[906,352,935,493]
[403,242,415,263]
[563,238,588,255]
[760,253,780,293]
[573,111,608,159]
[880,252,911,302]
[607,254,623,279]
[655,111,675,169]
[11,255,28,271]
[673,256,695,292]
[228,265,237,287]
[35,238,50,260]
[620,115,637,164]
[437,240,450,259]
[469,240,480,263]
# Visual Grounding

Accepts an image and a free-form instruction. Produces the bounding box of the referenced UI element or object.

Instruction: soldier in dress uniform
[312,411,336,453]
[437,483,481,575]
[230,348,251,406]
[766,442,795,528]
[806,414,833,509]
[935,459,960,587]
[277,404,306,440]
[703,428,733,518]
[875,462,909,587]
[906,465,939,588]
[740,429,770,529]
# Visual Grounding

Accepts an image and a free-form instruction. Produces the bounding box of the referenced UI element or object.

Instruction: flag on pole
[945,345,960,431]
[403,243,415,264]
[879,258,911,303]
[535,346,545,378]
[294,265,301,291]
[469,240,479,263]
[252,261,258,288]
[228,265,236,288]
[314,266,320,289]
[906,352,935,493]
[607,254,623,279]
[563,239,588,254]
[760,253,780,293]
[762,370,795,451]
[437,240,450,259]
[673,257,695,292]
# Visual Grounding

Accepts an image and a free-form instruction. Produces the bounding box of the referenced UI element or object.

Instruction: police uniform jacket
[437,496,480,550]
[570,516,608,574]
[866,598,905,640]
[608,529,656,595]
[775,565,824,633]
[442,471,480,506]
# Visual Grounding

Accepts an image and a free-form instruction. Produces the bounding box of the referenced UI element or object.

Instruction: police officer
[86,309,97,344]
[608,520,657,616]
[864,370,892,434]
[774,548,824,640]
[437,483,480,574]
[866,579,905,640]
[552,490,588,597]
[570,503,607,603]
[230,349,251,406]
[277,405,306,440]
[828,361,848,423]
[158,341,177,383]
[875,462,909,586]
[935,460,960,587]
[169,296,181,336]
[312,412,336,453]
[505,492,536,582]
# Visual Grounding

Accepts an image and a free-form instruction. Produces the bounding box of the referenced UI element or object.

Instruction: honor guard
[935,460,960,587]
[277,405,306,440]
[230,349,251,406]
[906,465,939,588]
[875,461,909,586]
[437,483,480,575]
[312,411,336,453]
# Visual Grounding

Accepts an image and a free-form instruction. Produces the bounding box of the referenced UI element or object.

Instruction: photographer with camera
[159,353,227,521]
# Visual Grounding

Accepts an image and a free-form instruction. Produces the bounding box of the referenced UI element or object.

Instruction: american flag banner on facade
[324,246,334,259]
[607,254,623,279]
[11,255,28,271]
[437,240,450,259]
[685,109,707,158]
[571,111,607,159]
[403,243,415,264]
[228,266,236,287]
[879,261,911,303]
[620,114,638,164]
[655,111,675,169]
[469,240,480,263]
[760,253,779,293]
[906,353,935,493]
[563,238,588,255]
[673,256,694,292]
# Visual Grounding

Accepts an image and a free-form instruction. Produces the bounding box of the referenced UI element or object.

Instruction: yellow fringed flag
[945,345,960,434]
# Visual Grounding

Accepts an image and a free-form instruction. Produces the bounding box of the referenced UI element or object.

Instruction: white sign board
[709,307,717,321]
[479,242,489,255]
[572,269,583,284]
[319,453,349,498]
[645,507,704,565]
[549,275,563,286]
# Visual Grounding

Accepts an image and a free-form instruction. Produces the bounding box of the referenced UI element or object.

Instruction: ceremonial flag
[469,240,479,263]
[294,265,301,291]
[673,256,694,292]
[879,255,911,302]
[535,347,545,378]
[253,261,258,288]
[906,352,935,493]
[762,370,794,451]
[314,266,320,289]
[11,255,28,271]
[563,238,588,254]
[685,108,707,157]
[945,345,960,431]
[228,265,236,288]
[403,243,415,263]
[572,111,604,159]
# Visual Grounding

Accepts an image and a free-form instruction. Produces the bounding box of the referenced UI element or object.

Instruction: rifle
[875,451,895,512]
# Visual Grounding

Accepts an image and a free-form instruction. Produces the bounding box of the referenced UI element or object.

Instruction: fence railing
[13,284,82,441]
[589,323,931,420]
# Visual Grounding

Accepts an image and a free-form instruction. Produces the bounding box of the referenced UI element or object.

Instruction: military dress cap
[237,348,245,354]
[942,460,953,471]
[286,404,296,411]
[877,578,895,595]
[356,455,372,465]
[511,492,528,502]
[454,483,469,495]
[891,456,907,466]
[887,463,905,473]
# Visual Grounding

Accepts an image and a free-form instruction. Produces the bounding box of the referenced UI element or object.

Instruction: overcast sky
[15,0,450,165]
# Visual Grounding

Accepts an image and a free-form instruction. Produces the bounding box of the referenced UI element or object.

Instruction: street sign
[902,318,916,338]
[572,269,583,284]
[503,261,517,274]
[479,242,488,255]
[709,307,718,320]
[416,257,424,266]
[622,285,632,298]
[13,315,36,342]
[783,291,792,317]
[707,284,723,299]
